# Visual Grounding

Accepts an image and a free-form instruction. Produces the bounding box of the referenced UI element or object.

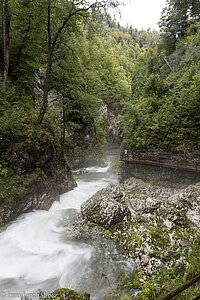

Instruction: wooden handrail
[121,154,200,173]
[161,274,200,300]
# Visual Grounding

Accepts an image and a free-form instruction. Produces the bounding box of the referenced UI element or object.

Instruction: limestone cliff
[0,129,76,226]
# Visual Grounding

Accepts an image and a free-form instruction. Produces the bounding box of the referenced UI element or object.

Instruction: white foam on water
[0,156,134,299]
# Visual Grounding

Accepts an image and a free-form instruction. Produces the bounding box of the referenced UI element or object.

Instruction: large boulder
[170,182,200,227]
[81,177,200,279]
[81,185,130,229]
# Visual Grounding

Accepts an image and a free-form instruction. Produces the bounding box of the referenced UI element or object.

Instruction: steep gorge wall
[0,140,77,227]
[121,161,200,188]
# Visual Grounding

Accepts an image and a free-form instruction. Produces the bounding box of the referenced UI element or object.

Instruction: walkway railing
[106,149,121,156]
[120,153,200,173]
[161,274,200,300]
[105,149,200,173]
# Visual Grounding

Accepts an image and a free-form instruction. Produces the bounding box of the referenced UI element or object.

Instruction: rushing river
[0,157,135,299]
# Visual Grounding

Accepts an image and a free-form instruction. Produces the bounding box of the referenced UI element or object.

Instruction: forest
[1,0,200,198]
[0,0,159,203]
[0,0,200,298]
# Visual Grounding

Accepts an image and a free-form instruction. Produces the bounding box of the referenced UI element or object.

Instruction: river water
[0,157,135,299]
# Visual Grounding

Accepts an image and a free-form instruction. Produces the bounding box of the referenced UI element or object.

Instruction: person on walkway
[124,149,128,159]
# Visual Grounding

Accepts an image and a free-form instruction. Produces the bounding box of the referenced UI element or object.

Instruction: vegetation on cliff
[1,0,200,204]
[41,288,90,300]
[0,0,159,218]
[121,0,200,155]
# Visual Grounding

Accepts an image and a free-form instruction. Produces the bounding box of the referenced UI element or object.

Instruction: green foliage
[41,288,90,300]
[0,168,25,206]
[121,30,200,153]
[0,2,200,299]
[159,0,200,54]
[1,0,160,164]
[108,241,200,300]
[0,107,27,150]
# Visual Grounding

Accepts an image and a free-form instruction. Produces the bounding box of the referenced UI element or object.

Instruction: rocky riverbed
[79,176,200,298]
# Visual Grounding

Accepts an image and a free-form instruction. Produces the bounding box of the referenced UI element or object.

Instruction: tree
[38,0,121,124]
[1,0,11,85]
[159,0,200,53]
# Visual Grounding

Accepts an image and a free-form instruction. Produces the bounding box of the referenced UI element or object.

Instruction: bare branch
[51,3,96,53]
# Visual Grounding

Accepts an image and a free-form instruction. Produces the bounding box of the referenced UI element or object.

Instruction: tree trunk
[38,50,52,123]
[2,0,11,85]
[2,0,6,78]
[16,17,31,70]
[61,97,66,158]
[38,0,52,124]
[38,1,95,124]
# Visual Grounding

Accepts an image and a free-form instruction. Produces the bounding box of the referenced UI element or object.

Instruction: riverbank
[1,155,199,299]
[0,161,76,227]
[81,163,200,299]
[0,158,137,300]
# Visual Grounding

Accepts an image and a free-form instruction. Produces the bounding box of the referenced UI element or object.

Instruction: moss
[0,170,26,205]
[110,240,200,299]
[42,288,90,300]
[107,160,123,175]
[117,269,144,290]
[146,225,171,249]
[92,200,200,298]
[82,177,200,299]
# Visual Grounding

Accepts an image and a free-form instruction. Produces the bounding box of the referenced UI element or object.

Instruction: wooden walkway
[106,150,200,173]
[122,155,200,173]
[121,154,200,173]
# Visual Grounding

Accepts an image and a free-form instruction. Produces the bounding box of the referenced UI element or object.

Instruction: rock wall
[0,156,76,227]
[121,161,200,187]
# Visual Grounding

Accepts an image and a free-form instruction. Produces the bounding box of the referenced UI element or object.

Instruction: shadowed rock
[81,184,130,229]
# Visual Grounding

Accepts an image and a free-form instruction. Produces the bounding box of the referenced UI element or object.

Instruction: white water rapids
[0,157,135,299]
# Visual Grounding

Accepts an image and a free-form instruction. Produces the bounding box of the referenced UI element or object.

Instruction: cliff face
[69,144,107,169]
[0,163,76,227]
[121,160,200,188]
[0,133,77,227]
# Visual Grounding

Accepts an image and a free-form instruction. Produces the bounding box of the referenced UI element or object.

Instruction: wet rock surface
[61,209,136,299]
[0,160,76,227]
[81,185,130,229]
[80,177,200,277]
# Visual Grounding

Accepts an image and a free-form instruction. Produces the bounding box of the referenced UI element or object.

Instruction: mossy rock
[42,288,90,300]
[107,160,123,175]
[81,185,130,229]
